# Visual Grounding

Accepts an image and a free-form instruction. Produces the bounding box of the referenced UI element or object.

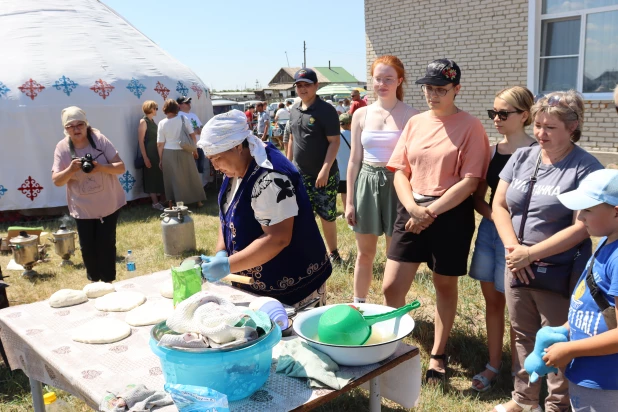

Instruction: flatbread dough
[72,318,131,344]
[83,282,116,299]
[125,300,174,326]
[94,291,146,312]
[49,289,88,308]
[159,279,173,299]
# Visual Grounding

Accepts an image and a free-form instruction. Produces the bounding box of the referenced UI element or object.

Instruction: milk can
[160,205,196,257]
[48,225,76,266]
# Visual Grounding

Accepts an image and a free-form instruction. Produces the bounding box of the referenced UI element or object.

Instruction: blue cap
[558,169,618,210]
[293,68,318,85]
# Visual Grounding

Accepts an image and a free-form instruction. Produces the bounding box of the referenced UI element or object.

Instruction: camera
[77,153,94,173]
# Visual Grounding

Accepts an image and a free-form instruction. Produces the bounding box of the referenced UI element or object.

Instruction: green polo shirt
[289,96,340,178]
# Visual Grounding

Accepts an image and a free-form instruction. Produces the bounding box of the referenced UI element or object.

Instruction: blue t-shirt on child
[566,237,618,390]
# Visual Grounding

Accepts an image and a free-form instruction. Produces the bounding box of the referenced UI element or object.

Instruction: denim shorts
[469,217,506,293]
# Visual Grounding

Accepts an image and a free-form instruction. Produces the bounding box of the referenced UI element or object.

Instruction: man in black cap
[288,68,343,264]
[177,96,212,188]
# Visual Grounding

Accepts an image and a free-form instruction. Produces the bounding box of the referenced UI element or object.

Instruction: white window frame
[527,0,618,100]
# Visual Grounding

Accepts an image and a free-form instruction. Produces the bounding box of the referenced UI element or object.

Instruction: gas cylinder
[160,205,196,257]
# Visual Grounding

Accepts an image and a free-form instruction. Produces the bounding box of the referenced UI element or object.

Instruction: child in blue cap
[550,169,618,411]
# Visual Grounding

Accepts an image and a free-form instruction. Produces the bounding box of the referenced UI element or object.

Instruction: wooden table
[0,270,420,411]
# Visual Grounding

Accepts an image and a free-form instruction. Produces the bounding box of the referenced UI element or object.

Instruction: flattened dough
[95,291,146,312]
[83,282,116,299]
[125,300,174,326]
[159,279,173,299]
[49,289,88,308]
[72,318,131,344]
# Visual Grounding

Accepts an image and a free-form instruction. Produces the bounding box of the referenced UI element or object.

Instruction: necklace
[377,101,399,124]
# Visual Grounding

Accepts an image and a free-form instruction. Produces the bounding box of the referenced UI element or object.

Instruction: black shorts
[387,196,475,276]
[337,180,347,194]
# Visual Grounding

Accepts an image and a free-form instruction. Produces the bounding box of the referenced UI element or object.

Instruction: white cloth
[275,108,290,122]
[156,115,194,150]
[335,105,345,114]
[222,171,298,226]
[198,109,273,169]
[179,112,202,136]
[337,129,351,179]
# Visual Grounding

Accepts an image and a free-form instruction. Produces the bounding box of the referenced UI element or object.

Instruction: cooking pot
[293,303,415,366]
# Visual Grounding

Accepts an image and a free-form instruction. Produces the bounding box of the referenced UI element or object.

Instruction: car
[268,102,283,118]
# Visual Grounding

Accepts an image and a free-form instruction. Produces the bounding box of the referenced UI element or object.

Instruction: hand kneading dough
[83,282,116,299]
[125,300,174,326]
[159,279,173,299]
[94,291,146,312]
[72,318,131,344]
[49,289,88,308]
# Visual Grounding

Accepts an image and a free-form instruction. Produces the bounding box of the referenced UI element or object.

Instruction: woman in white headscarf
[198,110,332,307]
[51,106,126,283]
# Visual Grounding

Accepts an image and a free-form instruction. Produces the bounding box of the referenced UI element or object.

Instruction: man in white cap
[197,110,331,307]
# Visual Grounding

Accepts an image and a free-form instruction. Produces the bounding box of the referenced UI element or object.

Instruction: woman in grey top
[492,90,603,412]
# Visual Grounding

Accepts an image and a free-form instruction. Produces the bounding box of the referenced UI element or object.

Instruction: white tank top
[360,105,412,163]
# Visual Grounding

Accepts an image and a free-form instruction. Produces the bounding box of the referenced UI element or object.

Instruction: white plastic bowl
[293,303,415,366]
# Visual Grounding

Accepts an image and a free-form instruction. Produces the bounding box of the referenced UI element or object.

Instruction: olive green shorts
[353,163,397,237]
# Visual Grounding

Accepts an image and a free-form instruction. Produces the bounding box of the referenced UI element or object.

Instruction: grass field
[0,188,519,411]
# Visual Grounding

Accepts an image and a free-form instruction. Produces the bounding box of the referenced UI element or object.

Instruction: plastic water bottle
[126,250,136,271]
[44,392,71,411]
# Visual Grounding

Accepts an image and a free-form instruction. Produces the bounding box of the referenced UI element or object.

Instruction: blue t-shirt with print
[566,237,618,390]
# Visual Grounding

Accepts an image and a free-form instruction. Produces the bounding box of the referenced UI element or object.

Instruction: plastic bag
[171,260,203,307]
[164,383,229,412]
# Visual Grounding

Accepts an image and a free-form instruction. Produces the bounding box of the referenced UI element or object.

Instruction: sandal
[471,362,501,392]
[425,353,447,384]
[493,401,542,412]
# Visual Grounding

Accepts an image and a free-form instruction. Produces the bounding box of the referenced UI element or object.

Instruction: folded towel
[99,384,173,412]
[276,339,354,390]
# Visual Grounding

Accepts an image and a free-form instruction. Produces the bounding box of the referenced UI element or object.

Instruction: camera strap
[69,129,97,158]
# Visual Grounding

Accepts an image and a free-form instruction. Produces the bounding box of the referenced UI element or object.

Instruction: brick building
[364,0,618,157]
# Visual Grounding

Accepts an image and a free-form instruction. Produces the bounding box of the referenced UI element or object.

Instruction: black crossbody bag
[585,241,617,330]
[510,152,574,298]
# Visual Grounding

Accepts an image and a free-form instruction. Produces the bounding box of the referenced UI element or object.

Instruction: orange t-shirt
[387,110,490,196]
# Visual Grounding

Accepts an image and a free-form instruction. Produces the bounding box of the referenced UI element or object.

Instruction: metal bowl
[150,319,276,353]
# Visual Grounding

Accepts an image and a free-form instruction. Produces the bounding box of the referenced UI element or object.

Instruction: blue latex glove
[524,326,569,383]
[199,250,228,263]
[201,255,231,282]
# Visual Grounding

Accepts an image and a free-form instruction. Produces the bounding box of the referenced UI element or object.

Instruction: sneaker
[152,202,164,211]
[329,249,343,265]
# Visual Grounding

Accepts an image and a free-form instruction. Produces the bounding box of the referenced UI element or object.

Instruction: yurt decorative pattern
[0,0,214,212]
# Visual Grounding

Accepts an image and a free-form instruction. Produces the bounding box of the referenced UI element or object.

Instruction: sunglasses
[535,93,578,119]
[487,109,522,121]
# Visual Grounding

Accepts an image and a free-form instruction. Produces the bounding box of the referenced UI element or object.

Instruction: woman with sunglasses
[51,106,126,283]
[492,90,603,412]
[385,59,490,384]
[138,100,165,210]
[469,86,536,392]
[346,55,418,305]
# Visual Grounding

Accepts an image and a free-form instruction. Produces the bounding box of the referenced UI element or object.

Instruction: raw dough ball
[95,291,146,312]
[49,289,88,308]
[83,282,116,299]
[125,300,174,326]
[72,318,131,344]
[159,279,173,299]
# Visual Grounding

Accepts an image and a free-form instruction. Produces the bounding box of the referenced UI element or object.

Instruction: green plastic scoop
[317,301,421,346]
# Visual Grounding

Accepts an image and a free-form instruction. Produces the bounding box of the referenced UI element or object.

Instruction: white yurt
[0,0,214,212]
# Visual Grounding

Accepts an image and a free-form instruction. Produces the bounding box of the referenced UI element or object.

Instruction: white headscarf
[198,109,273,169]
[61,106,89,138]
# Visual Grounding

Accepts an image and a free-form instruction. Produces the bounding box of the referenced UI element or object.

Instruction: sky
[102,0,367,91]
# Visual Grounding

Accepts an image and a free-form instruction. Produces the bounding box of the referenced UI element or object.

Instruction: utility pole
[285,51,290,67]
[303,41,306,68]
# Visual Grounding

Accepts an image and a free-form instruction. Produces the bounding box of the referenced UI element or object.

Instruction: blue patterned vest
[218,143,332,305]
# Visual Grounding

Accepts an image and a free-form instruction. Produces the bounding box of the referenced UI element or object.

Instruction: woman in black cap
[385,59,490,383]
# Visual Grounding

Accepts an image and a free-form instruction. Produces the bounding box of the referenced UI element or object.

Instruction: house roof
[268,67,359,86]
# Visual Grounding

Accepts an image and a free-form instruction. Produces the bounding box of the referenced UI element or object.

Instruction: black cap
[248,104,255,108]
[293,68,318,85]
[415,59,461,86]
[176,96,192,104]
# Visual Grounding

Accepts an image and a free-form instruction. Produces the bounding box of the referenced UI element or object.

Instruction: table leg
[29,377,46,412]
[369,376,381,412]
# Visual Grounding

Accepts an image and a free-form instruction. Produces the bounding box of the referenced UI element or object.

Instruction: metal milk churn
[160,205,196,257]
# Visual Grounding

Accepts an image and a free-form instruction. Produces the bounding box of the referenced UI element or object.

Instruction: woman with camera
[51,106,126,283]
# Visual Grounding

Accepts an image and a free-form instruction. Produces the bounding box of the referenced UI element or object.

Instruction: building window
[535,0,618,97]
